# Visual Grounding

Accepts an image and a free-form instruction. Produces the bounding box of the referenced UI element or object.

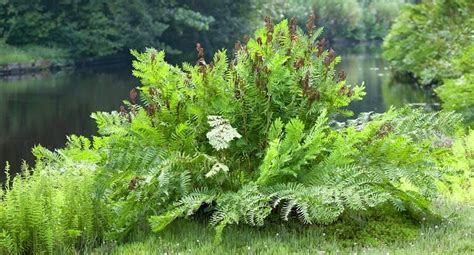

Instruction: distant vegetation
[383,0,474,126]
[0,40,68,64]
[0,0,253,59]
[258,0,409,41]
[383,0,472,84]
[0,0,410,63]
[436,45,474,126]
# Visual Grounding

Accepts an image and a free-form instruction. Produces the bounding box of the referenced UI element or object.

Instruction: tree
[0,0,215,57]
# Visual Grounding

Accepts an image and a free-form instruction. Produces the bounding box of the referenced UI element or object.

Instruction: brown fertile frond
[130,88,138,104]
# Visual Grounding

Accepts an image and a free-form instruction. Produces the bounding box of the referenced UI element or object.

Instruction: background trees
[383,0,474,126]
[257,0,408,41]
[0,0,240,57]
[0,0,411,59]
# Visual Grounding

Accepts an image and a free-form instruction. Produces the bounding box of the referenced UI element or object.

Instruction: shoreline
[0,54,131,79]
[1,39,384,79]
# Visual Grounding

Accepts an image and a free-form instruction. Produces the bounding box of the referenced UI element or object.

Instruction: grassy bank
[0,41,69,65]
[94,200,473,254]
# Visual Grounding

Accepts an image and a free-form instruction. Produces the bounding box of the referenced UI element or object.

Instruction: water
[0,46,435,173]
[336,45,435,114]
[0,65,136,172]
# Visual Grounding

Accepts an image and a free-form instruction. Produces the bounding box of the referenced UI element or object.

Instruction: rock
[35,60,52,70]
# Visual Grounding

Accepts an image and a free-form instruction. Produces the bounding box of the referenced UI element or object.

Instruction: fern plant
[0,136,109,254]
[90,17,466,243]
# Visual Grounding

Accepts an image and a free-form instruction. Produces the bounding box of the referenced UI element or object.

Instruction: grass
[0,40,70,64]
[92,199,473,255]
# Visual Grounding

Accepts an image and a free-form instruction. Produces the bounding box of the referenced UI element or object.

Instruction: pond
[0,45,435,173]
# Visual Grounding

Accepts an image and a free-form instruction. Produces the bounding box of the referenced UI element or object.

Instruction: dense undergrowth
[383,0,474,126]
[0,17,472,254]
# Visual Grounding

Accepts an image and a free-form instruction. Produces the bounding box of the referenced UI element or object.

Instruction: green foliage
[93,18,464,244]
[436,74,474,126]
[257,0,408,41]
[0,40,69,64]
[322,207,420,247]
[435,46,474,127]
[0,0,408,59]
[361,0,410,40]
[0,0,217,57]
[0,136,109,254]
[383,0,474,85]
[165,0,256,62]
[438,129,474,202]
[383,0,474,126]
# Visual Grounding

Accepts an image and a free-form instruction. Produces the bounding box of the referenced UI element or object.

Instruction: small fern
[0,138,108,254]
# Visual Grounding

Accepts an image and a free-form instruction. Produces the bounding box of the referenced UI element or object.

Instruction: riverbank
[0,42,70,76]
[1,41,68,60]
[0,42,130,77]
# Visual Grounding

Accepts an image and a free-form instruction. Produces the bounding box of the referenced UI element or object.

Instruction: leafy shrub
[94,17,364,240]
[383,0,473,85]
[435,45,474,126]
[0,136,109,254]
[90,18,464,243]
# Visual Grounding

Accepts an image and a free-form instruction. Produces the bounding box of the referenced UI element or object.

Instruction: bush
[92,18,463,243]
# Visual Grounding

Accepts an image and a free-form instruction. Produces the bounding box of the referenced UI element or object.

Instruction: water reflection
[0,46,437,174]
[336,45,435,114]
[0,65,136,172]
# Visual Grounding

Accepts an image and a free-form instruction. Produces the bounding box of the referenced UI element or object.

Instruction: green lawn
[0,41,69,64]
[93,199,473,255]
